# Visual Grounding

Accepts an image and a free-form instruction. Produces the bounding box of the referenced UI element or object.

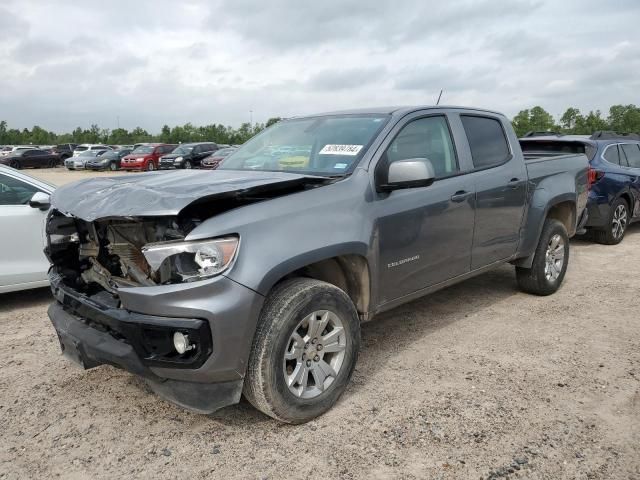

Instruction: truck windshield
[219,114,390,176]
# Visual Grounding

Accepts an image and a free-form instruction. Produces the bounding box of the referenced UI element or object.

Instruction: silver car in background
[65,149,108,170]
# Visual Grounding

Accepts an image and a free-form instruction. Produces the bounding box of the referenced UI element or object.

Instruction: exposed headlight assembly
[174,156,183,163]
[142,236,238,283]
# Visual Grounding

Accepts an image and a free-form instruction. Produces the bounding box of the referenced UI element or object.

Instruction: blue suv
[520,131,640,244]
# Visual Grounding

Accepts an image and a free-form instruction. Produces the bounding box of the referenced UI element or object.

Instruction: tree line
[1,104,640,146]
[0,117,282,146]
[511,104,640,137]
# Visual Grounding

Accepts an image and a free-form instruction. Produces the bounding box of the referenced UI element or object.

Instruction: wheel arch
[256,245,372,320]
[617,190,633,213]
[512,194,576,269]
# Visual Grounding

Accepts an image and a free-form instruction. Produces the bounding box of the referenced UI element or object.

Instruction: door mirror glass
[379,158,436,192]
[29,191,51,210]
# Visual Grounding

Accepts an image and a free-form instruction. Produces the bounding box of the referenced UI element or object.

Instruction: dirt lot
[1,168,639,479]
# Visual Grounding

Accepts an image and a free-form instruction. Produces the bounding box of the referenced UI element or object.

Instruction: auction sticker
[319,144,363,155]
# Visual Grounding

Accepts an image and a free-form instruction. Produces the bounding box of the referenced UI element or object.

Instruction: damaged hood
[51,169,325,221]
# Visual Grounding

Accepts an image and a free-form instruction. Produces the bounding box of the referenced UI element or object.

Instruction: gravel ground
[1,168,639,479]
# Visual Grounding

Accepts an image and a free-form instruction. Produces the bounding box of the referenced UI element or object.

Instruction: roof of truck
[291,105,505,118]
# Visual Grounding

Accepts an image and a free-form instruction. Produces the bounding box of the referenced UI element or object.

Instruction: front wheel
[109,162,118,171]
[244,278,360,423]
[183,160,192,169]
[9,160,20,169]
[516,219,569,296]
[146,161,155,171]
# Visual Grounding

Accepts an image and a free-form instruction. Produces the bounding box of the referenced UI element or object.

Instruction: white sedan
[0,165,54,293]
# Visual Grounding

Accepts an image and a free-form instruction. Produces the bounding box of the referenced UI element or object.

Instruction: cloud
[0,0,639,132]
[0,7,29,39]
[307,66,387,91]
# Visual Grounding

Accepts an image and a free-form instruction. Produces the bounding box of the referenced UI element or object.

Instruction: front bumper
[65,161,84,170]
[159,162,179,169]
[47,272,265,413]
[120,158,148,170]
[85,163,109,170]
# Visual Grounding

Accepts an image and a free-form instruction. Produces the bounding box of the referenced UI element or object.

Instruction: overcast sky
[0,0,638,132]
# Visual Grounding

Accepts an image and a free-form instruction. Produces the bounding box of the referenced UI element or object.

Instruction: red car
[200,147,237,169]
[120,144,176,171]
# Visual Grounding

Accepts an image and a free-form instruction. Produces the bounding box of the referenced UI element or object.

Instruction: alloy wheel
[612,204,627,240]
[544,234,565,281]
[283,310,347,399]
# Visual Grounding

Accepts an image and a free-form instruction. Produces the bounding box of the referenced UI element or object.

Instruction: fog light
[173,332,194,354]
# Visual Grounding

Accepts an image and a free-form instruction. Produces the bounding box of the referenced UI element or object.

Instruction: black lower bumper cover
[48,302,243,414]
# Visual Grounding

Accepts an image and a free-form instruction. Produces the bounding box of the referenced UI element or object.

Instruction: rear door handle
[451,190,472,202]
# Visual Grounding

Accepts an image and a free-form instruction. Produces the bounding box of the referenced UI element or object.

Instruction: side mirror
[29,191,51,210]
[379,158,436,192]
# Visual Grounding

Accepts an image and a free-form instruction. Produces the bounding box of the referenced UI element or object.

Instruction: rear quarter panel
[515,154,588,264]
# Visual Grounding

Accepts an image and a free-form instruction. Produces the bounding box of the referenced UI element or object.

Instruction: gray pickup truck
[45,106,588,423]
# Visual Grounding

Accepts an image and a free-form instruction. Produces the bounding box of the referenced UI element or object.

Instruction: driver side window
[0,173,41,206]
[381,116,458,182]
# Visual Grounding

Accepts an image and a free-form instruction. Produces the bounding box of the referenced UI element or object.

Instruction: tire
[516,219,569,296]
[146,161,155,171]
[9,160,20,169]
[109,162,117,171]
[592,198,629,245]
[183,160,192,169]
[47,159,55,168]
[244,278,360,424]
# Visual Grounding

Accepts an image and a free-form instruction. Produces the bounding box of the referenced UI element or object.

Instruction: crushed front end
[45,209,264,414]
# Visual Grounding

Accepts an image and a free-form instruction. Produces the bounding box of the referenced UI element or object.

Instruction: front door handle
[451,190,472,203]
[507,178,521,189]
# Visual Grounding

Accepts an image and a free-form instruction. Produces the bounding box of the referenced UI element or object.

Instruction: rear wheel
[516,219,569,296]
[146,161,155,171]
[592,198,628,245]
[244,278,360,423]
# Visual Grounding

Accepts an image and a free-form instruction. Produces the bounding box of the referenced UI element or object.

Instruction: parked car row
[0,142,240,171]
[66,142,239,171]
[520,131,640,245]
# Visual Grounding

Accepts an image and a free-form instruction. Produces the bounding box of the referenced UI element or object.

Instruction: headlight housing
[142,236,238,283]
[174,156,183,163]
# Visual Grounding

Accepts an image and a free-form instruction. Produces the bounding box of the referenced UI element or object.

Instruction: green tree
[608,104,640,133]
[159,125,171,143]
[0,120,7,144]
[265,117,282,128]
[559,107,581,131]
[574,110,608,134]
[512,106,557,137]
[130,127,151,143]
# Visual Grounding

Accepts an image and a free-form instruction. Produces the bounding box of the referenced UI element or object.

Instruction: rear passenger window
[621,144,640,168]
[383,115,458,179]
[603,145,621,165]
[461,115,511,169]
